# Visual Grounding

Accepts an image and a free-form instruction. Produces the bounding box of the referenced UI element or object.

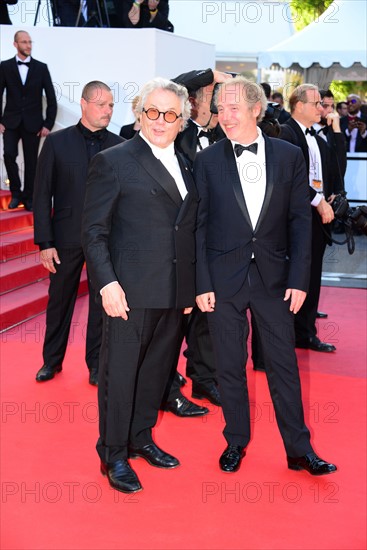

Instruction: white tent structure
[169,1,294,73]
[258,0,367,87]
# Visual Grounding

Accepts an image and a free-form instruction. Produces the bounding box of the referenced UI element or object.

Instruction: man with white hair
[82,77,197,493]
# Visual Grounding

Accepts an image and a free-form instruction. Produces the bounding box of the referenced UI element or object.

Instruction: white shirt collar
[294,119,311,135]
[231,126,264,150]
[139,131,175,161]
[15,55,31,63]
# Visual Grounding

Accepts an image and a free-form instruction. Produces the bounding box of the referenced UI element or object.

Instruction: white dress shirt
[232,127,266,230]
[140,132,187,199]
[294,120,323,207]
[16,55,31,85]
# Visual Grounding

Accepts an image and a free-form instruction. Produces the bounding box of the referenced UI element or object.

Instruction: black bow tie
[318,126,329,135]
[198,129,208,138]
[234,143,258,157]
[305,127,316,136]
[17,61,30,67]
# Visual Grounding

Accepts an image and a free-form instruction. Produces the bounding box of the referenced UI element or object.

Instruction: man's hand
[284,288,307,314]
[37,127,50,138]
[316,197,335,224]
[325,112,341,132]
[40,247,60,273]
[196,292,216,313]
[212,70,233,84]
[356,119,367,135]
[0,123,5,134]
[101,282,130,320]
[183,307,193,315]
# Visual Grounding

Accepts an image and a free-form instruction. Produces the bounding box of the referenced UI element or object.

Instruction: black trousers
[96,308,183,463]
[43,247,102,371]
[3,124,40,201]
[207,262,312,457]
[295,215,328,343]
[164,307,217,402]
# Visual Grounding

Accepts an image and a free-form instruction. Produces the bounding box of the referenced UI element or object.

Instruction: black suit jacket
[279,117,340,200]
[340,114,367,152]
[33,125,123,248]
[194,136,312,299]
[175,120,200,165]
[82,134,198,309]
[0,57,57,133]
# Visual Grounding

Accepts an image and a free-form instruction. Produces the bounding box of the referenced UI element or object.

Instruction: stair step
[0,209,34,234]
[0,227,37,262]
[0,190,11,210]
[0,252,46,294]
[0,269,88,332]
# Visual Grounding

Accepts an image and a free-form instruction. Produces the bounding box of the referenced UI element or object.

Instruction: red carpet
[1,287,366,550]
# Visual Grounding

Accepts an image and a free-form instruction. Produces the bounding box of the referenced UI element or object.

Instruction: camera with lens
[331,192,367,235]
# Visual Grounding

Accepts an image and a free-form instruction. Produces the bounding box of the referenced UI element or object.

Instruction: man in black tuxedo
[161,69,230,415]
[82,78,197,494]
[280,84,339,353]
[340,94,367,153]
[0,30,57,210]
[195,77,336,476]
[33,81,122,386]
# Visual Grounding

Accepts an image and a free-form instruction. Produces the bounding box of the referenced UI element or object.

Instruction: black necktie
[234,143,258,157]
[305,127,316,136]
[17,61,30,67]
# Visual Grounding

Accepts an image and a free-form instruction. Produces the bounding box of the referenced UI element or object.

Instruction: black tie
[17,61,30,67]
[234,143,258,157]
[305,127,316,136]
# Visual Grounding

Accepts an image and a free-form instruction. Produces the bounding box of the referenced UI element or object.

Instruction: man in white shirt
[82,77,198,494]
[194,77,336,476]
[280,84,338,352]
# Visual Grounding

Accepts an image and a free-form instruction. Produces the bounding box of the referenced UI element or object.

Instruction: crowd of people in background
[1,0,174,30]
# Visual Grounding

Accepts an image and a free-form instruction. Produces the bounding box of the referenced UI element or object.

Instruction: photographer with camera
[340,94,367,153]
[280,84,341,353]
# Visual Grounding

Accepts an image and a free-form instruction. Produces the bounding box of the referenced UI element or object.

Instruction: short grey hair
[214,76,268,123]
[136,77,191,127]
[289,84,319,113]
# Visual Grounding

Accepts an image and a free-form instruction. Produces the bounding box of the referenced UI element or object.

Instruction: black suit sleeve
[42,64,57,130]
[82,152,120,291]
[33,135,57,245]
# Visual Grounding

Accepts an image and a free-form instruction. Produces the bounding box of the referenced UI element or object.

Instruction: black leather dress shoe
[192,381,221,406]
[129,443,180,469]
[8,197,21,209]
[35,364,62,382]
[100,460,142,493]
[296,336,336,352]
[164,395,209,417]
[24,199,33,211]
[316,311,328,319]
[88,369,98,386]
[287,452,337,476]
[219,445,245,473]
